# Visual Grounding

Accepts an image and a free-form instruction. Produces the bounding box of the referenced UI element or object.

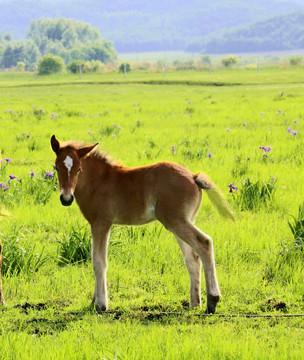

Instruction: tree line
[0,18,117,70]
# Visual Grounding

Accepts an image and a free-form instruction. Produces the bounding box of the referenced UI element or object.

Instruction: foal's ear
[77,143,99,158]
[51,135,61,154]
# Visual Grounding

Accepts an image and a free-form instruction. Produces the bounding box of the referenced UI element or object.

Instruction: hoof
[95,304,107,313]
[206,294,220,314]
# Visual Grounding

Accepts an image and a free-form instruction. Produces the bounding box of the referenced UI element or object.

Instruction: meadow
[0,67,304,359]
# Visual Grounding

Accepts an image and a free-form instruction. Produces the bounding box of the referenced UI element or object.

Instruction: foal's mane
[63,141,117,166]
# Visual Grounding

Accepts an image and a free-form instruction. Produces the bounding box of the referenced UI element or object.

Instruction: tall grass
[0,69,303,359]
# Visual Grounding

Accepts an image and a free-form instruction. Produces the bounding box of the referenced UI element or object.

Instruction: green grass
[0,68,304,359]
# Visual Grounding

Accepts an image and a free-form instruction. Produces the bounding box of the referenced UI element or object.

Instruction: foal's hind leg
[91,223,111,313]
[175,237,202,308]
[172,222,220,314]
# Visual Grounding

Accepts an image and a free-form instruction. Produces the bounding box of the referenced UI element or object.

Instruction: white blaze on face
[63,155,73,178]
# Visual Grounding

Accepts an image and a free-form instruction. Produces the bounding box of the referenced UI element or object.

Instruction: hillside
[0,0,303,52]
[193,12,304,54]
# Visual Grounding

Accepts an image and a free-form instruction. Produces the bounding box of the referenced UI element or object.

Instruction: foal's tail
[194,173,235,222]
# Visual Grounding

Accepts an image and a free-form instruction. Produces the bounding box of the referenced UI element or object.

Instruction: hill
[193,12,304,54]
[0,0,303,52]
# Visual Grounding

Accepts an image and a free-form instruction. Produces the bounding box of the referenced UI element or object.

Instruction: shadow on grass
[4,298,297,336]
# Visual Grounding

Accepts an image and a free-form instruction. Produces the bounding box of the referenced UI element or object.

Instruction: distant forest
[0,0,304,53]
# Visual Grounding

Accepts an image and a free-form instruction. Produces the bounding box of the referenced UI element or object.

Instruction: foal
[51,135,234,314]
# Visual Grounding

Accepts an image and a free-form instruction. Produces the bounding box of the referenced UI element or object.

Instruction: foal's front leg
[91,223,111,313]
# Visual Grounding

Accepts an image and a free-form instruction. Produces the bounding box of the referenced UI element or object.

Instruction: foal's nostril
[60,194,74,206]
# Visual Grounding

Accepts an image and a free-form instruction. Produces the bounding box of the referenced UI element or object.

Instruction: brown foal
[51,135,234,314]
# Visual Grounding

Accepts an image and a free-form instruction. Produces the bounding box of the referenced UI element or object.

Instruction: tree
[25,40,40,69]
[37,54,65,75]
[119,63,131,73]
[0,41,25,68]
[201,55,211,65]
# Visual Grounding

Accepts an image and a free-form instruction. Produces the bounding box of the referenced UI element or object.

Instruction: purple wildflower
[4,158,11,163]
[228,183,238,193]
[243,122,246,126]
[287,128,297,135]
[30,171,35,177]
[226,128,230,132]
[88,130,92,134]
[9,109,13,114]
[207,152,213,158]
[9,175,17,180]
[45,172,54,178]
[259,146,272,153]
[260,112,264,116]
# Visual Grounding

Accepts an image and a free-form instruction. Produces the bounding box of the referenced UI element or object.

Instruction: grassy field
[0,68,304,359]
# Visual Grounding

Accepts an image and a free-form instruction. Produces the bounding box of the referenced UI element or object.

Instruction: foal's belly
[112,204,157,225]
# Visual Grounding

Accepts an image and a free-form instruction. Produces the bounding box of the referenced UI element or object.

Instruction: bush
[83,60,105,73]
[37,54,65,75]
[16,62,25,71]
[289,56,302,66]
[67,59,85,74]
[221,55,239,67]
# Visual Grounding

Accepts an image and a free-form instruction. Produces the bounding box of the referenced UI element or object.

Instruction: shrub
[83,60,105,73]
[67,59,85,74]
[16,62,25,71]
[289,56,302,66]
[221,55,239,67]
[37,54,65,75]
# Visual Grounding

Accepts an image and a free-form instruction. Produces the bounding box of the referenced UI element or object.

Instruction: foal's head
[51,135,98,206]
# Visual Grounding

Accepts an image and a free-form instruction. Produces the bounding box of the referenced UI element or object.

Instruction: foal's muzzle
[60,194,74,206]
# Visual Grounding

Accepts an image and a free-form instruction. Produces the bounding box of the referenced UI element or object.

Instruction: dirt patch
[14,302,47,314]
